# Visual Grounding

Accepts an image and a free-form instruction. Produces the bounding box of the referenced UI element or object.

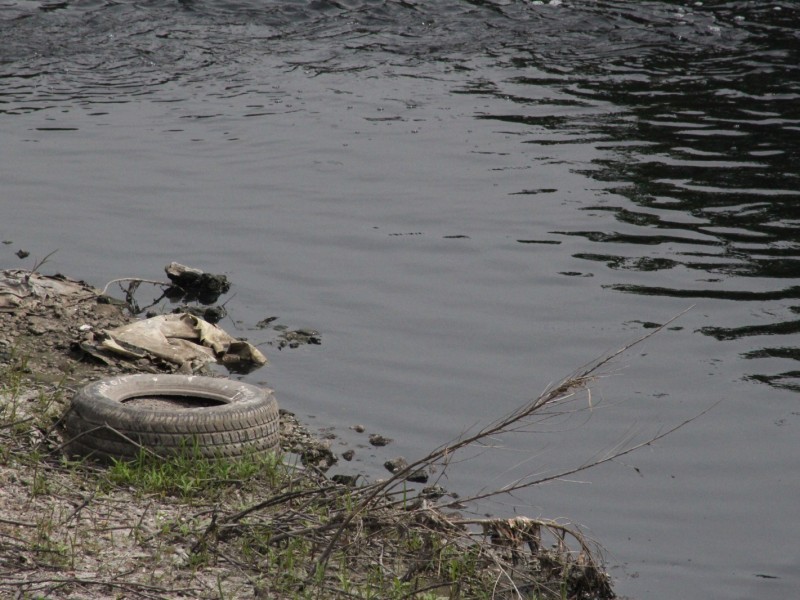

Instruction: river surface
[2,1,799,598]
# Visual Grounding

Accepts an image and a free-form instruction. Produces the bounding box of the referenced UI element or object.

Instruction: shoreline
[0,267,616,599]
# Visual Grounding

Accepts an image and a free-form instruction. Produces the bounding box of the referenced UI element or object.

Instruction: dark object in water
[165,262,231,304]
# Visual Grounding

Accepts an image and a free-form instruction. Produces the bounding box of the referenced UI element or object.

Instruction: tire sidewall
[66,374,280,459]
[82,374,269,417]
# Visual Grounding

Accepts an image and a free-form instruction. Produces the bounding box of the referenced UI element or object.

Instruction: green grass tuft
[105,440,282,500]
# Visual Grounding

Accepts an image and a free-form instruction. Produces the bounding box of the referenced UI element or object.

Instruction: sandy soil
[0,270,326,599]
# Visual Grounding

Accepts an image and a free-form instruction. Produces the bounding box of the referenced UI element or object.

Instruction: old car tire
[64,374,280,461]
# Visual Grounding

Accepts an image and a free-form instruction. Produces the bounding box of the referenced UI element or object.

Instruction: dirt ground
[0,269,333,599]
[0,269,616,600]
[0,269,323,450]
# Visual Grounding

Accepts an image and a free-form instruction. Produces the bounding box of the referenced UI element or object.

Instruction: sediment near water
[0,267,615,600]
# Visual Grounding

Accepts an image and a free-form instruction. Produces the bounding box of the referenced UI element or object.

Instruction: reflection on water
[482,1,800,390]
[589,41,798,390]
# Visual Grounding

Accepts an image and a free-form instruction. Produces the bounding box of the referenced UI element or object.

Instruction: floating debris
[165,262,231,304]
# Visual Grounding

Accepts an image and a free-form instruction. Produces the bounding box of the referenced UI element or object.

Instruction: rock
[164,262,230,304]
[420,485,448,500]
[384,457,429,483]
[300,440,338,471]
[384,457,408,473]
[341,449,355,461]
[369,433,392,447]
[165,262,203,286]
[331,474,360,487]
[407,469,429,484]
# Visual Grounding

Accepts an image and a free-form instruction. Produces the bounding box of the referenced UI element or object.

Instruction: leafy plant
[104,441,281,500]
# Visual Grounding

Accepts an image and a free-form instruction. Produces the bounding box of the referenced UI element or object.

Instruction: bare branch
[100,277,172,296]
[313,308,696,572]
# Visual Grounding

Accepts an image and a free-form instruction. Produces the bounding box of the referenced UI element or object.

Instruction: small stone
[407,469,429,484]
[369,433,392,447]
[384,457,408,473]
[331,474,360,486]
[341,449,355,461]
[421,485,448,500]
[301,441,338,471]
[256,316,278,329]
[27,322,48,336]
[351,424,365,433]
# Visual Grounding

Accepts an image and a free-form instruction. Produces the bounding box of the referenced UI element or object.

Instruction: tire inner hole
[122,394,226,410]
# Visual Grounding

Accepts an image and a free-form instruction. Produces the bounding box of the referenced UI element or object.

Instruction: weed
[3,320,678,600]
[0,348,27,428]
[104,441,281,500]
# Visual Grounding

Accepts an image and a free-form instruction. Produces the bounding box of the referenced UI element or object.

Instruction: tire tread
[64,375,280,461]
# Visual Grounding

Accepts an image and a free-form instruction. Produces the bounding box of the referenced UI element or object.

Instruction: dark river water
[3,1,799,597]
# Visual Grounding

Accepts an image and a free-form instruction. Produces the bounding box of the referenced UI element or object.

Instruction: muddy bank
[0,266,332,465]
[0,266,616,600]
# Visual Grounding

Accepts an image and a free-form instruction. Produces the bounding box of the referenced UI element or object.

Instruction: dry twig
[314,308,699,573]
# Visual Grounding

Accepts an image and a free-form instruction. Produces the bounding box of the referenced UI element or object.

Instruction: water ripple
[2,1,798,387]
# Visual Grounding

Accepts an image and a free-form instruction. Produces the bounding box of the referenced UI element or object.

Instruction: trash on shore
[86,313,267,373]
[164,262,231,304]
[0,268,267,374]
[0,269,95,311]
[0,263,635,600]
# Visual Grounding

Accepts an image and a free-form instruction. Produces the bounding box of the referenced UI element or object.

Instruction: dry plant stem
[0,577,198,600]
[446,402,719,508]
[30,249,60,274]
[0,516,37,527]
[220,483,339,526]
[314,307,697,573]
[100,277,172,296]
